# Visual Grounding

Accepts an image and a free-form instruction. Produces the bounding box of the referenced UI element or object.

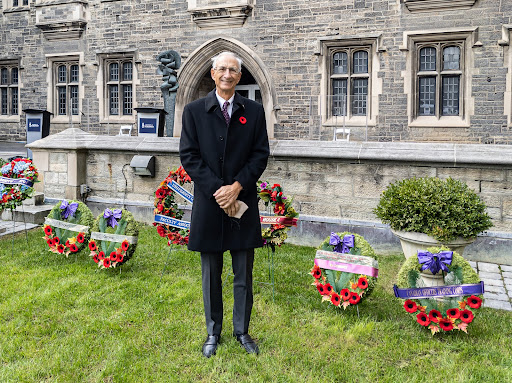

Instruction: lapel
[204,89,246,126]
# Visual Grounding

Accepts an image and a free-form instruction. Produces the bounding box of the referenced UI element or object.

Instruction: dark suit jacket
[179,90,270,252]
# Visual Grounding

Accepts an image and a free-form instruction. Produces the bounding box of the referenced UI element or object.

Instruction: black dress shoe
[234,333,259,355]
[202,335,219,358]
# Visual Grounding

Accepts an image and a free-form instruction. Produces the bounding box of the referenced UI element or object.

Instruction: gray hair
[211,51,243,72]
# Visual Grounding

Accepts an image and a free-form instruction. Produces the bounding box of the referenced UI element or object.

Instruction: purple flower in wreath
[417,250,453,275]
[104,208,122,228]
[60,200,79,219]
[260,182,267,189]
[329,233,355,253]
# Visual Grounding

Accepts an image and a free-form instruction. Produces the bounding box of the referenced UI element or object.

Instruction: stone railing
[27,128,512,264]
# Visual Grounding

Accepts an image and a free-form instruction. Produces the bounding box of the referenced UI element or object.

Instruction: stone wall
[28,128,512,264]
[1,1,512,144]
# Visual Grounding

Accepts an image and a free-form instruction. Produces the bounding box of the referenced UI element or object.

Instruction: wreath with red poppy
[257,181,299,250]
[396,246,482,335]
[153,166,191,246]
[0,157,38,212]
[311,232,378,309]
[42,200,94,257]
[88,208,139,269]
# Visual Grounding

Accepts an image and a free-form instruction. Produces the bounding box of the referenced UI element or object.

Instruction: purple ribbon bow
[60,200,79,219]
[329,233,355,253]
[104,208,122,228]
[417,250,453,275]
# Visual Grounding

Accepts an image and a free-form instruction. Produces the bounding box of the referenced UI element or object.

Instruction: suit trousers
[201,249,255,336]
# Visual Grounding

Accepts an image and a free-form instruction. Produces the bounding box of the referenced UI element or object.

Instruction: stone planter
[391,230,475,259]
[392,230,475,287]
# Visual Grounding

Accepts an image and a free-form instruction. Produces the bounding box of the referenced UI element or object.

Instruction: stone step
[23,192,45,206]
[0,221,39,238]
[1,204,54,225]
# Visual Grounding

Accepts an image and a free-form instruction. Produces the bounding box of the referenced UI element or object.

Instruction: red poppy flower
[69,244,79,253]
[459,309,474,324]
[428,309,442,323]
[44,225,52,236]
[324,283,333,295]
[349,292,361,304]
[404,300,418,313]
[117,253,124,263]
[357,276,368,289]
[273,203,285,215]
[438,318,454,331]
[239,116,247,124]
[89,241,97,252]
[311,265,322,279]
[46,239,54,247]
[110,251,118,262]
[155,188,165,198]
[65,240,70,247]
[76,232,85,243]
[446,308,460,319]
[416,312,430,326]
[316,283,326,295]
[57,244,65,254]
[53,237,60,244]
[103,258,111,268]
[331,292,341,306]
[467,295,482,309]
[157,204,164,212]
[93,254,99,263]
[98,251,105,260]
[121,240,130,251]
[157,225,166,237]
[340,288,351,301]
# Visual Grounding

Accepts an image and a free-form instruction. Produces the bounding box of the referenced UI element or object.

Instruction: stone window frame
[501,25,512,128]
[403,0,477,13]
[317,35,383,128]
[45,52,84,124]
[401,28,479,128]
[96,52,138,124]
[2,0,30,13]
[0,60,20,120]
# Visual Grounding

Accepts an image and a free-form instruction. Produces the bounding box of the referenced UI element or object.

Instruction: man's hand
[223,201,239,217]
[213,181,242,209]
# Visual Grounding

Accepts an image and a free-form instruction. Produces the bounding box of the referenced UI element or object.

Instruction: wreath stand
[9,206,29,257]
[159,244,177,283]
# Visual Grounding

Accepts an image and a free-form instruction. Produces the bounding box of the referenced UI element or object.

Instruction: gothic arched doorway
[175,38,277,138]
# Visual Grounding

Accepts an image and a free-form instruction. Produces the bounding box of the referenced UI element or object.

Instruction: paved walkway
[0,141,27,161]
[469,261,512,311]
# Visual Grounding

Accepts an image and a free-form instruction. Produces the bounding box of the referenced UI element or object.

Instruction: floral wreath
[42,200,94,257]
[0,157,38,211]
[396,246,482,335]
[257,181,299,250]
[88,208,139,269]
[153,166,191,246]
[311,232,378,309]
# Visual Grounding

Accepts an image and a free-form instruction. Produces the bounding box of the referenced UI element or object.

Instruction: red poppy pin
[239,116,247,124]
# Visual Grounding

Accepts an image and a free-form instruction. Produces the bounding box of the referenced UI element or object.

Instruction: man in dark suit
[179,51,270,357]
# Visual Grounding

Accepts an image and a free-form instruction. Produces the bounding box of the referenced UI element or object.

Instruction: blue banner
[154,214,190,230]
[139,118,157,134]
[0,176,33,187]
[168,180,194,203]
[27,118,41,132]
[393,281,485,299]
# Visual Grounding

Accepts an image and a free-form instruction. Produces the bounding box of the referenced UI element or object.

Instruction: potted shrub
[374,177,493,258]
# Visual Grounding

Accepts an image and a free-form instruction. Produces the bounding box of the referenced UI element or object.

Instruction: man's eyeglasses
[214,66,240,74]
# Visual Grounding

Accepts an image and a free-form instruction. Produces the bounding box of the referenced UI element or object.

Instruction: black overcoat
[179,90,270,253]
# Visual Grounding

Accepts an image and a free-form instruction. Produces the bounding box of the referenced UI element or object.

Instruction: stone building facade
[1,0,512,144]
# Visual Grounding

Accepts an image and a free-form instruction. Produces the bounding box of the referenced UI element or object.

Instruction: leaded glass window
[54,62,79,116]
[0,64,20,116]
[106,58,134,116]
[330,47,370,117]
[416,43,463,118]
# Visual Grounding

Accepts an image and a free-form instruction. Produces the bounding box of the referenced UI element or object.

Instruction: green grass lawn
[1,226,511,383]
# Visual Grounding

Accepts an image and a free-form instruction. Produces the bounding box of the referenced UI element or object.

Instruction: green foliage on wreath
[43,200,94,256]
[91,208,139,263]
[374,177,493,242]
[315,232,378,305]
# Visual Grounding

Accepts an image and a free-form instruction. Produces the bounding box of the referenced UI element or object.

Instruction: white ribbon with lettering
[45,217,90,233]
[90,232,138,244]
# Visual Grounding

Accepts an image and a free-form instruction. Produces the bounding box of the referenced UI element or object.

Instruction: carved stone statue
[156,50,181,137]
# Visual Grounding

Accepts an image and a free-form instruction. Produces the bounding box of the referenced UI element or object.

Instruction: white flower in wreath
[1,163,12,174]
